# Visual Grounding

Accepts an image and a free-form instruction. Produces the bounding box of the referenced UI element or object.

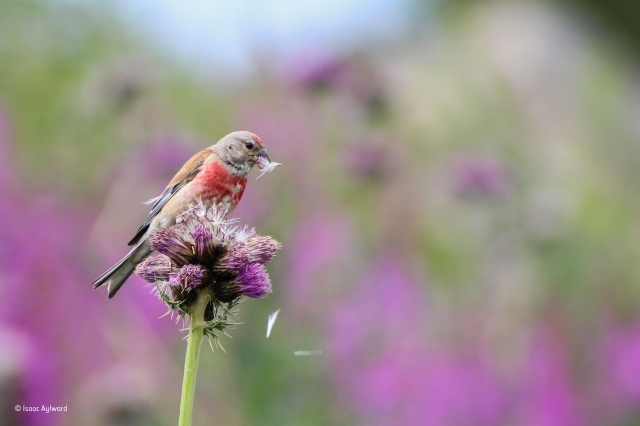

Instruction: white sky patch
[266,309,280,338]
[53,0,413,77]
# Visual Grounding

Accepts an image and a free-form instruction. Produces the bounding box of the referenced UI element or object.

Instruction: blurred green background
[3,0,640,425]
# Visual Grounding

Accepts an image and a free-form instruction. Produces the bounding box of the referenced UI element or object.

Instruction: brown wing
[165,149,212,188]
[127,149,212,246]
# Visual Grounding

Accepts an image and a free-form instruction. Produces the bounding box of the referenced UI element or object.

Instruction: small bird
[93,131,274,298]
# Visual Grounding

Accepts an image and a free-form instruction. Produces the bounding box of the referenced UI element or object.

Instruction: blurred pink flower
[451,155,513,199]
[352,351,506,426]
[341,132,398,182]
[608,324,640,399]
[282,215,353,313]
[288,53,386,115]
[329,255,426,360]
[329,255,506,425]
[598,321,640,422]
[515,328,583,426]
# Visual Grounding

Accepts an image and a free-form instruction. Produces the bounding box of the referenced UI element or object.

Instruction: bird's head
[215,131,273,175]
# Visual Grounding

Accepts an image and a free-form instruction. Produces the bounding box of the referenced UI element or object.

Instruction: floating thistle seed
[215,263,272,303]
[256,155,282,179]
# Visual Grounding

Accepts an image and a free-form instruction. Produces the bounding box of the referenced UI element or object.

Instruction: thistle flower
[169,264,209,292]
[134,203,281,335]
[214,236,281,274]
[216,263,272,303]
[135,255,173,282]
[133,203,281,426]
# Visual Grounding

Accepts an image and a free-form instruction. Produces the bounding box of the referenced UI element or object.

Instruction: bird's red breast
[189,160,247,211]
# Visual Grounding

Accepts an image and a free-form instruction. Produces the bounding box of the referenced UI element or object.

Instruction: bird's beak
[257,149,271,163]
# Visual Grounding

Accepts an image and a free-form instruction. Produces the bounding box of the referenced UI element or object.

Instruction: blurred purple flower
[0,195,91,334]
[341,133,398,182]
[328,255,506,425]
[329,255,426,360]
[283,215,352,313]
[350,350,506,426]
[451,155,512,199]
[169,264,209,292]
[217,263,271,303]
[515,328,583,426]
[599,321,640,419]
[290,53,386,115]
[295,55,354,91]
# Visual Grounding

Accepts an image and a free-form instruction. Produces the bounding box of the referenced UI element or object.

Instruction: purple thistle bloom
[169,264,209,291]
[216,263,272,303]
[135,203,280,314]
[214,236,281,274]
[340,132,400,182]
[246,236,281,264]
[451,155,512,199]
[235,263,272,298]
[213,243,248,274]
[134,255,174,282]
[190,219,223,261]
[147,227,196,266]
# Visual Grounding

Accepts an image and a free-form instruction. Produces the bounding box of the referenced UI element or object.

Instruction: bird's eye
[245,141,255,149]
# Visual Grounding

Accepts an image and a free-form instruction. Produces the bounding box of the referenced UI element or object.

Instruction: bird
[93,131,273,298]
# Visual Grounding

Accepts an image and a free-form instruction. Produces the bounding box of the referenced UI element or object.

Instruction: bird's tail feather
[92,240,152,298]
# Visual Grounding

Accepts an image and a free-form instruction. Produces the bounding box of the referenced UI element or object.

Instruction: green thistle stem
[179,290,211,426]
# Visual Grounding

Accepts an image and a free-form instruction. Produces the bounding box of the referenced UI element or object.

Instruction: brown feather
[166,148,213,188]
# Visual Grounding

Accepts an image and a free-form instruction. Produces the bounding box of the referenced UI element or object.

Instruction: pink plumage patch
[252,134,264,145]
[191,161,247,211]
